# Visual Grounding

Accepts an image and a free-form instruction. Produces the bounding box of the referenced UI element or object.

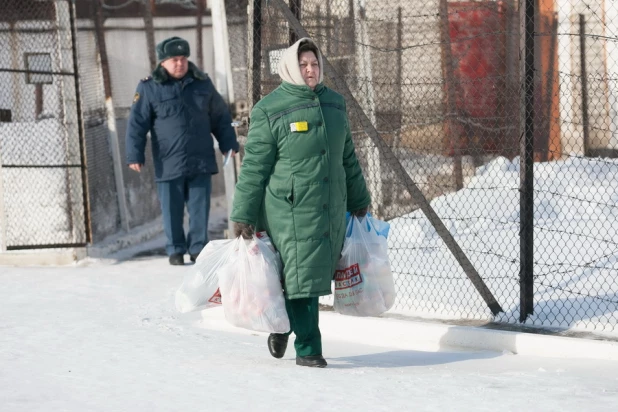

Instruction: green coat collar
[152,61,207,83]
[279,81,325,99]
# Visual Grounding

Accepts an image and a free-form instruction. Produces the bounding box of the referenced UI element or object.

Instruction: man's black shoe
[267,333,289,358]
[296,355,327,368]
[169,254,184,266]
[190,254,199,263]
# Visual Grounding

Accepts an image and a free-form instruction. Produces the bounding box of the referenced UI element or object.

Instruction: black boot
[267,333,289,359]
[189,254,199,263]
[169,253,184,266]
[296,355,327,368]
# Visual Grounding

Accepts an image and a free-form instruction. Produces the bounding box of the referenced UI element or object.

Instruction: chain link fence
[247,0,618,334]
[1,0,234,249]
[0,0,88,250]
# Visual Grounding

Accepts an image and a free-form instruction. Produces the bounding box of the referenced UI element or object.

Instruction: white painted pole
[0,147,6,252]
[93,0,130,233]
[605,2,618,149]
[211,0,238,239]
[557,1,584,157]
[211,0,235,104]
[56,0,88,242]
[105,97,130,232]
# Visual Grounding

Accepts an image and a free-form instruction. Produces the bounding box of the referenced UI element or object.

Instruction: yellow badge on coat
[133,92,140,103]
[290,121,308,132]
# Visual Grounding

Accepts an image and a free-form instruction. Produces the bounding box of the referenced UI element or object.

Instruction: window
[24,53,53,84]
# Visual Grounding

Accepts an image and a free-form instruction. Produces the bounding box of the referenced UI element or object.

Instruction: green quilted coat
[230,82,370,299]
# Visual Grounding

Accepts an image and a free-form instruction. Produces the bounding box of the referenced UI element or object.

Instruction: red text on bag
[334,264,363,290]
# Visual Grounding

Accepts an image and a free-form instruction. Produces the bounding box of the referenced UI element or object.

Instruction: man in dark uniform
[126,36,239,266]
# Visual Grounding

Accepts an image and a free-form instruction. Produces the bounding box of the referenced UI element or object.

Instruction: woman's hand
[233,222,255,239]
[351,206,369,218]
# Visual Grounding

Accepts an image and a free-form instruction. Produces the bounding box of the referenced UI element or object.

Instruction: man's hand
[351,206,369,218]
[129,163,143,172]
[233,222,254,239]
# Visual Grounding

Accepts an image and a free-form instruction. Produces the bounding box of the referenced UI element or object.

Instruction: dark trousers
[156,173,212,256]
[284,297,322,357]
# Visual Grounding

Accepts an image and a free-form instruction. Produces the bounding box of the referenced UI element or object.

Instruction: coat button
[323,231,329,237]
[317,121,323,126]
[323,177,329,182]
[320,149,326,155]
[322,203,328,209]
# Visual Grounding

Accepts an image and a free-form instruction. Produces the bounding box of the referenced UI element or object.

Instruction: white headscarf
[277,37,324,86]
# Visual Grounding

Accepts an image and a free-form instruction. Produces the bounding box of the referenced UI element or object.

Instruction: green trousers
[284,297,322,357]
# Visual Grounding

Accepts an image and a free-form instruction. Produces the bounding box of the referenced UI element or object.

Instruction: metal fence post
[439,0,463,191]
[352,0,383,214]
[579,14,590,157]
[142,0,157,72]
[289,0,301,46]
[248,0,262,107]
[212,0,237,239]
[520,0,535,322]
[69,0,92,243]
[196,0,205,70]
[0,153,6,252]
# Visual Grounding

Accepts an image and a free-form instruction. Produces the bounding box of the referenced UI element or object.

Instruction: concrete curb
[319,313,618,361]
[0,247,87,266]
[199,308,618,361]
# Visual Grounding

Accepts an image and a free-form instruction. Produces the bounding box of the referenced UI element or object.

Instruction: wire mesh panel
[249,0,618,333]
[0,0,88,249]
[530,0,618,333]
[74,1,121,242]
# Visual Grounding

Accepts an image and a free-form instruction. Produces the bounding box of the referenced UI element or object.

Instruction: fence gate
[0,0,90,250]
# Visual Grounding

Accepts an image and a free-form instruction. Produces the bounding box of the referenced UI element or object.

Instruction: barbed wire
[394,270,518,281]
[301,3,505,24]
[536,31,618,43]
[580,0,618,41]
[101,0,139,10]
[101,0,198,10]
[536,281,618,306]
[535,261,618,277]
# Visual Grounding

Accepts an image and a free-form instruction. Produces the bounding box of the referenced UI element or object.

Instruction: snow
[3,155,618,409]
[2,256,618,411]
[385,156,618,333]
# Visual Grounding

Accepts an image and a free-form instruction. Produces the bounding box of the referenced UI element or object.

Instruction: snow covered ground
[3,154,618,410]
[2,256,618,412]
[384,155,618,333]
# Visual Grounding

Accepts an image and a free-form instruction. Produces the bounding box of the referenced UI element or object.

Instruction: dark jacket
[126,62,239,181]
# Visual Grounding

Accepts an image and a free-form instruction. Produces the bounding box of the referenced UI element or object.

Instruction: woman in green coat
[231,38,370,368]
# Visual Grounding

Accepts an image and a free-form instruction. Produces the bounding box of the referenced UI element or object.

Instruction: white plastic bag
[175,239,235,313]
[334,215,396,316]
[218,233,290,333]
